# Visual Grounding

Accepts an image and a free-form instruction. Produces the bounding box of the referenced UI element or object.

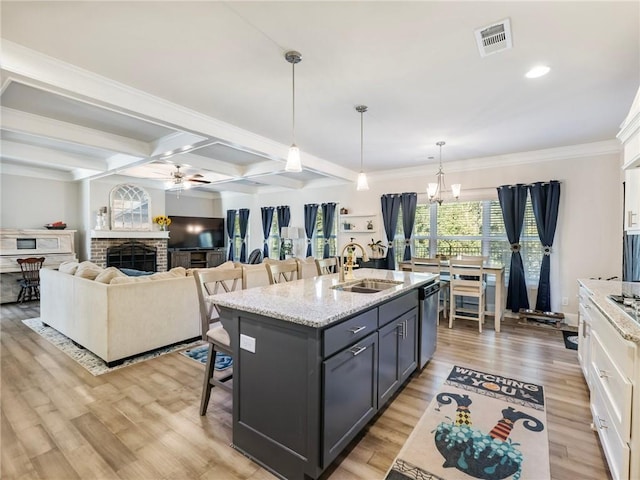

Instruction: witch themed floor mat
[386,365,549,480]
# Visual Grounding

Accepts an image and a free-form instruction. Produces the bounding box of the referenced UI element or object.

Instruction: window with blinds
[394,198,542,284]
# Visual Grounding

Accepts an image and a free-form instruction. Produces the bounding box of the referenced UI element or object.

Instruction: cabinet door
[171,251,191,268]
[323,332,377,467]
[206,251,224,268]
[397,308,418,383]
[625,168,640,233]
[378,308,418,405]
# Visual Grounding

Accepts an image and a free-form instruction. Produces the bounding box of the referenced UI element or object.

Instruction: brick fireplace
[90,231,169,272]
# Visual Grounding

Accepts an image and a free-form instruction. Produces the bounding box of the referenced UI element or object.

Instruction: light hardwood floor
[1,302,610,480]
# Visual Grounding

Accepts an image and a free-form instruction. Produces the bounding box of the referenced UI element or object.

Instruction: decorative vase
[159,224,166,231]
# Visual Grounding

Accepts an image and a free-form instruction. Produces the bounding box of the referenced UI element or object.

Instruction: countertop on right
[578,279,640,344]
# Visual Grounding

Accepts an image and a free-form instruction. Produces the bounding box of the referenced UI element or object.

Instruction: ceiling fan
[163,165,211,197]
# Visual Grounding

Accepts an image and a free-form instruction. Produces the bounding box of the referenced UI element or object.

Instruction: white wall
[0,150,624,319]
[214,151,624,320]
[0,173,80,229]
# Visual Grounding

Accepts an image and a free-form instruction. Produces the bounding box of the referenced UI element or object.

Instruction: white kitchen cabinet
[624,168,640,233]
[577,281,639,480]
[618,85,640,170]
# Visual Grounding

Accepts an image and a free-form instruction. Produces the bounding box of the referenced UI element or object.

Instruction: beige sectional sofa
[40,262,201,366]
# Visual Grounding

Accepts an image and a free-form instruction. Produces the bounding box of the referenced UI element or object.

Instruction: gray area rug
[22,318,202,376]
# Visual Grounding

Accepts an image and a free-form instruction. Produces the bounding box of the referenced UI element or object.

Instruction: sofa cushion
[94,266,127,284]
[110,276,153,285]
[58,261,80,275]
[75,261,104,280]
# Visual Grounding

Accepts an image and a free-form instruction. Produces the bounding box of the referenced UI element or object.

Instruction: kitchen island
[577,279,640,480]
[211,268,438,480]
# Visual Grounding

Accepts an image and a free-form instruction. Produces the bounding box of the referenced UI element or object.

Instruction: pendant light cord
[360,110,364,171]
[291,61,296,143]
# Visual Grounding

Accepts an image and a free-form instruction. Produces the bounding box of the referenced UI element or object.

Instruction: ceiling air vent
[475,18,512,57]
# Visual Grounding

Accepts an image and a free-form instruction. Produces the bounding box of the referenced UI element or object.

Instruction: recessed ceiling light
[525,65,550,79]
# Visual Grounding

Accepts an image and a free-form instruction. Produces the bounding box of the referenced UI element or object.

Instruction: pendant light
[427,141,461,205]
[355,105,369,191]
[284,50,302,172]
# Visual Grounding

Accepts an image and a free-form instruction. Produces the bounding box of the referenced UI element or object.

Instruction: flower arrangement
[368,238,385,258]
[153,215,172,230]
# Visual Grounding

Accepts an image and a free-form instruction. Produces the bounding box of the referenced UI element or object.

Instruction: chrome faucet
[339,242,369,282]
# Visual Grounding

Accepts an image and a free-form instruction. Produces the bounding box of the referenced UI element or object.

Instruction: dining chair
[315,256,340,276]
[194,266,244,415]
[298,256,319,279]
[265,259,301,284]
[410,256,449,320]
[241,263,271,289]
[16,257,45,303]
[449,257,486,332]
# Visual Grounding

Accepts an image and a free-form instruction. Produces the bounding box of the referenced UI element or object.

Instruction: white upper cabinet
[619,85,640,233]
[618,85,640,170]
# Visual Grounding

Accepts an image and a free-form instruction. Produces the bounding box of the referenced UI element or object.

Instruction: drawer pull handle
[349,345,367,356]
[598,369,609,379]
[348,325,366,335]
[597,416,608,430]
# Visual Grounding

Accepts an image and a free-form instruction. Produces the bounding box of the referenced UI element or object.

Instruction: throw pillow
[94,266,127,284]
[75,261,104,280]
[58,261,79,275]
[119,267,154,277]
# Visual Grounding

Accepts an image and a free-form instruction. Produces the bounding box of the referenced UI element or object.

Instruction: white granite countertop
[578,279,640,343]
[210,268,437,328]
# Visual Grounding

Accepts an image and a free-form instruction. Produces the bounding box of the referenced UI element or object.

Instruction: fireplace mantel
[91,230,169,239]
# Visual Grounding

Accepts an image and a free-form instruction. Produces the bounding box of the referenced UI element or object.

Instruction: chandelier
[427,141,461,205]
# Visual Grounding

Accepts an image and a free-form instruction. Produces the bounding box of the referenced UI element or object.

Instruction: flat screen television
[167,216,225,250]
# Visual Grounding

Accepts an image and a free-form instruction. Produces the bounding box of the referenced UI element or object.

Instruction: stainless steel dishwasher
[418,280,440,370]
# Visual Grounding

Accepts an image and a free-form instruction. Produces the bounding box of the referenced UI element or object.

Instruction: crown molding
[366,139,622,182]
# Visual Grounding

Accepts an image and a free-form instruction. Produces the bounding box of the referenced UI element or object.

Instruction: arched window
[110,184,151,231]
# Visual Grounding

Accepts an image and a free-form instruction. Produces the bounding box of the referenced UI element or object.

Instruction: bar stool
[17,257,45,303]
[449,257,486,332]
[194,267,244,415]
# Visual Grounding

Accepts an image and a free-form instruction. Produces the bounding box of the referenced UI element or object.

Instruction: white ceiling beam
[0,140,107,172]
[1,107,152,158]
[246,173,305,190]
[204,182,258,195]
[163,151,244,177]
[151,131,209,157]
[1,41,357,183]
[0,161,74,181]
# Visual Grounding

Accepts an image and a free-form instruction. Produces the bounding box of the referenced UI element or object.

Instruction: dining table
[399,259,506,332]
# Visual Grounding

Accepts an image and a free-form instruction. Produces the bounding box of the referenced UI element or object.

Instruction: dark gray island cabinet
[214,269,435,480]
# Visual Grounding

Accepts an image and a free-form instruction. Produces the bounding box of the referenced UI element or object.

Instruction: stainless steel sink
[332,279,404,294]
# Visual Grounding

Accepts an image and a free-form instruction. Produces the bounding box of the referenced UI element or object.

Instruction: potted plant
[368,239,385,258]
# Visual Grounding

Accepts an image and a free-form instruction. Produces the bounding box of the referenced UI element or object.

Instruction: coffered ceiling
[1,1,638,195]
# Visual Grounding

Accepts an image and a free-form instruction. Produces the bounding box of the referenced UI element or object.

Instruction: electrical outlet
[561,297,569,306]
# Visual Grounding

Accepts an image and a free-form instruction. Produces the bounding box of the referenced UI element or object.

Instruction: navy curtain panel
[529,180,561,311]
[238,208,250,263]
[304,203,319,257]
[321,202,337,258]
[226,209,237,261]
[623,232,640,281]
[277,205,291,260]
[400,192,417,261]
[261,207,275,259]
[497,184,530,312]
[381,194,401,270]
